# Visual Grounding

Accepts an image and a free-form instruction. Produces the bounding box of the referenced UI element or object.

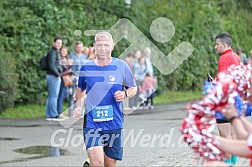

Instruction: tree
[1,0,252,112]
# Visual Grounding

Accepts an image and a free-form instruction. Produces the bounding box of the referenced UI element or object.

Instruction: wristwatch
[124,90,129,97]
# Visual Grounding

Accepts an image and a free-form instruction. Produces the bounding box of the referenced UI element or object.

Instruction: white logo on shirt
[109,75,115,81]
[108,75,117,84]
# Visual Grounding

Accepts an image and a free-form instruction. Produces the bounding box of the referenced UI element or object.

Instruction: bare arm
[73,87,86,119]
[231,117,250,139]
[75,87,86,106]
[240,117,252,134]
[114,86,137,102]
[202,161,229,167]
[219,104,251,139]
[215,136,250,158]
[126,86,137,98]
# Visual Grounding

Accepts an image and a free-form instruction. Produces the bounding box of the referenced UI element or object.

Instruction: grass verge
[0,105,45,119]
[154,90,203,105]
[0,90,203,119]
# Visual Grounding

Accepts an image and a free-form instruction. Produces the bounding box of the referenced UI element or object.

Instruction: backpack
[39,55,48,71]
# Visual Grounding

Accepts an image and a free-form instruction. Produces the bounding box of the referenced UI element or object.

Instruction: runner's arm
[75,87,86,107]
[114,86,137,102]
[73,87,86,119]
[126,86,137,98]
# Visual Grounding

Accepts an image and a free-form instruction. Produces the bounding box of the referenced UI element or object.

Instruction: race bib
[92,105,113,122]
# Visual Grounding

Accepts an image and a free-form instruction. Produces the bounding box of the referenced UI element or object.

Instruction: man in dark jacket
[46,37,63,120]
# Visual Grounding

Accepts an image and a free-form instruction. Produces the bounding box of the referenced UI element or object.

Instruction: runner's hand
[73,107,83,119]
[114,91,125,102]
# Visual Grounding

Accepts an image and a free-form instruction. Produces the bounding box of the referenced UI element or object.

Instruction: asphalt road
[0,102,249,166]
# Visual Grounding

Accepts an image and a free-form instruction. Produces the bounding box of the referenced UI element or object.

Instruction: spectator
[45,37,63,121]
[139,72,157,109]
[237,47,247,65]
[124,52,134,71]
[82,46,90,56]
[69,41,88,113]
[69,41,88,75]
[133,55,147,109]
[143,47,154,77]
[123,52,134,110]
[203,103,252,166]
[248,50,252,64]
[131,50,142,108]
[88,46,96,61]
[57,47,73,118]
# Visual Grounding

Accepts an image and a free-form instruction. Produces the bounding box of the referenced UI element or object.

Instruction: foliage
[0,0,127,109]
[0,47,19,112]
[220,0,252,53]
[0,0,252,112]
[128,0,223,91]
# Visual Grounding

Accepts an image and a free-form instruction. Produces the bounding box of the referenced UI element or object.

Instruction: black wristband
[229,115,240,123]
[124,90,129,97]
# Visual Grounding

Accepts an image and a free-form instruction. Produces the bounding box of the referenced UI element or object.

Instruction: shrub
[0,47,19,112]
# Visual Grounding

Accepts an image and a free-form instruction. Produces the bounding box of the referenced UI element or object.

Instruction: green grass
[154,90,203,105]
[0,104,45,119]
[0,103,68,119]
[0,91,203,119]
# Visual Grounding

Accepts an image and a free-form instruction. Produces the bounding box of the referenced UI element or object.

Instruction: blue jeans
[57,81,76,117]
[57,80,67,115]
[46,74,61,118]
[67,85,75,117]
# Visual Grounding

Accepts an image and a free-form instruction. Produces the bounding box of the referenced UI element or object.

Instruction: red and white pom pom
[180,64,251,161]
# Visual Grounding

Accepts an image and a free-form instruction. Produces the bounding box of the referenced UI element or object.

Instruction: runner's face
[94,35,114,60]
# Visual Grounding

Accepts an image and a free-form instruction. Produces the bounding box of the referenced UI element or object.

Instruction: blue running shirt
[78,58,136,130]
